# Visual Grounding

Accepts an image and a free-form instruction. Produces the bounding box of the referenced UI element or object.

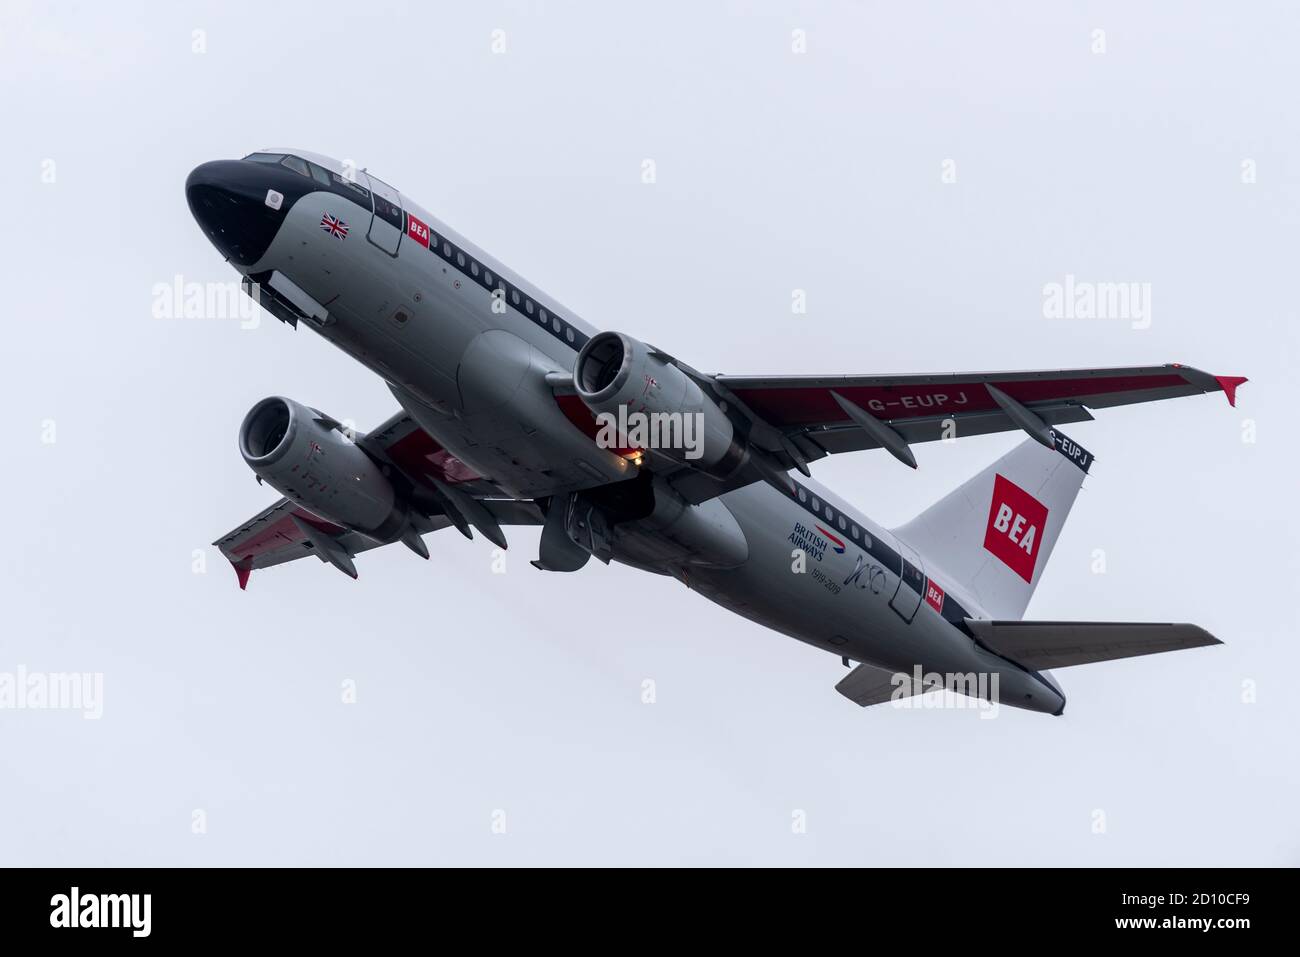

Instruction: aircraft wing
[662,362,1244,502]
[214,496,542,588]
[214,410,543,588]
[214,497,431,586]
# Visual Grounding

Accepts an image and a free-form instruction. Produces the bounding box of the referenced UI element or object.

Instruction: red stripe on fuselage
[553,394,641,457]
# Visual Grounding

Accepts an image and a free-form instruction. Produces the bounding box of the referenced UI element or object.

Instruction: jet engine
[239,396,408,541]
[573,331,743,476]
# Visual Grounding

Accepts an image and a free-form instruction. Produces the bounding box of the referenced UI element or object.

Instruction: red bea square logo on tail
[983,475,1048,583]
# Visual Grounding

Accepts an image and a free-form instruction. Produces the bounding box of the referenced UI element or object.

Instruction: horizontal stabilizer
[965,619,1222,671]
[836,662,938,708]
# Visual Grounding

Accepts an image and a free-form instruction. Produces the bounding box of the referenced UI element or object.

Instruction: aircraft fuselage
[186,150,1066,714]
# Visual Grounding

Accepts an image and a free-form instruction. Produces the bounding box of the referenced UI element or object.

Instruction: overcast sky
[2,0,1296,865]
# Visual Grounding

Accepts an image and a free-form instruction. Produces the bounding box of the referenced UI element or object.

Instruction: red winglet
[232,558,253,590]
[1213,375,1248,408]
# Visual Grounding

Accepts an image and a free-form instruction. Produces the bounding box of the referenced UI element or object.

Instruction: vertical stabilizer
[894,432,1093,620]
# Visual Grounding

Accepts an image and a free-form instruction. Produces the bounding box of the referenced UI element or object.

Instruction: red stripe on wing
[230,510,344,564]
[731,373,1189,427]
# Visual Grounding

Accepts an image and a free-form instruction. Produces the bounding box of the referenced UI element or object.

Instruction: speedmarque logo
[50,886,151,938]
[983,474,1048,583]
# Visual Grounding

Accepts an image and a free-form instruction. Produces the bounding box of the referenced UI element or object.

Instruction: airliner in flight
[186,149,1244,714]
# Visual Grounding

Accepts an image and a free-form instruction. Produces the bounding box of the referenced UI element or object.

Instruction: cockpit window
[307,162,332,187]
[238,151,374,207]
[330,170,369,199]
[243,152,334,192]
[279,155,311,178]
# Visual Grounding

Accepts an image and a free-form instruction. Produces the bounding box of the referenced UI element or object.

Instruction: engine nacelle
[239,396,407,540]
[573,331,742,475]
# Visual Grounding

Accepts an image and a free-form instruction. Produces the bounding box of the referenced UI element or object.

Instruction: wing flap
[663,404,1101,505]
[965,619,1222,670]
[801,403,1096,456]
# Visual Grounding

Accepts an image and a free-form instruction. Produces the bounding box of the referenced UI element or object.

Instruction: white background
[2,0,1296,865]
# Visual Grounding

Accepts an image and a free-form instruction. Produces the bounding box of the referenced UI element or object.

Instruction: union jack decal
[320,213,349,239]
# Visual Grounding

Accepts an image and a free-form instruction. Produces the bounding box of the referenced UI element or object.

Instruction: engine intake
[241,397,293,463]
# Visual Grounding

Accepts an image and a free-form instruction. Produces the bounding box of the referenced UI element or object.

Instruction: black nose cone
[186,160,296,266]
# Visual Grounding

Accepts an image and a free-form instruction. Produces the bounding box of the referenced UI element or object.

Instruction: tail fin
[895,432,1093,620]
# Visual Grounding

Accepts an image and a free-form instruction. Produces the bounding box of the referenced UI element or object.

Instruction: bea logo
[406,213,431,248]
[983,475,1048,583]
[924,580,945,613]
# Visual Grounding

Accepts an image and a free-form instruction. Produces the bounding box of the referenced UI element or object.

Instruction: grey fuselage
[187,150,1063,714]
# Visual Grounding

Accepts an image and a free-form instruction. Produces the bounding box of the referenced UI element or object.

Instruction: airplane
[185,148,1246,715]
